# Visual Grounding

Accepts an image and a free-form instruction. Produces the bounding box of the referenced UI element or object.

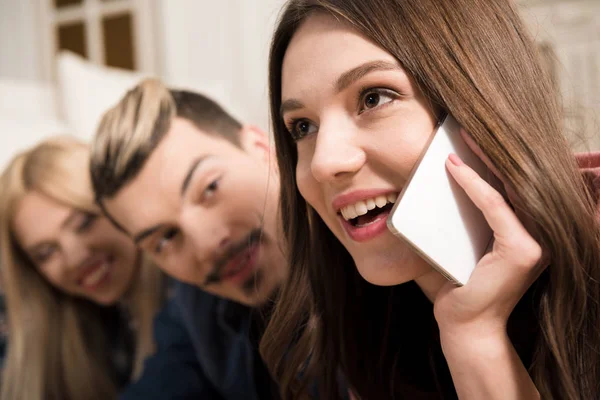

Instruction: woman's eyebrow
[280,98,305,117]
[280,60,401,117]
[334,60,400,93]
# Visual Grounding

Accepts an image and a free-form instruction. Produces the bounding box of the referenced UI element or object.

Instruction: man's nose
[180,208,231,264]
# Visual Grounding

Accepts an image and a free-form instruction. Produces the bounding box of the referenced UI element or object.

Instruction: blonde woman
[0,136,165,400]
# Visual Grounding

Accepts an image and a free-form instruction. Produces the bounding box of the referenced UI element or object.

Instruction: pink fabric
[576,152,600,175]
[576,152,600,211]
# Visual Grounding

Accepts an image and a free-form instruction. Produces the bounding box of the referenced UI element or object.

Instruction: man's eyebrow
[280,60,401,116]
[181,156,211,196]
[133,225,163,245]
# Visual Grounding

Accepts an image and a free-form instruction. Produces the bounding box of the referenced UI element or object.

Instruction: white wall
[157,0,285,131]
[1,0,597,147]
[156,0,600,147]
[0,0,41,81]
[519,0,600,151]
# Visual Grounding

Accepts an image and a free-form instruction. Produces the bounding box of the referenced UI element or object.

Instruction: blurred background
[0,0,598,170]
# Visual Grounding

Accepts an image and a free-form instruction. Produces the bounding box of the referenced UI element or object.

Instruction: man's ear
[239,124,272,161]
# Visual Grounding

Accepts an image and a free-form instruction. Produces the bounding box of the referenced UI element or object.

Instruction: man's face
[104,118,287,306]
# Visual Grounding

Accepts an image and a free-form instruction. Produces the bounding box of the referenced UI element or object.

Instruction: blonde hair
[90,78,242,204]
[0,136,165,400]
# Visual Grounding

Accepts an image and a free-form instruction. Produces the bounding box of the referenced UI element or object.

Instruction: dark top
[120,281,278,399]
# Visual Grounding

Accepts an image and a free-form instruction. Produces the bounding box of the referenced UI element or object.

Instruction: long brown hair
[260,0,600,399]
[0,136,165,400]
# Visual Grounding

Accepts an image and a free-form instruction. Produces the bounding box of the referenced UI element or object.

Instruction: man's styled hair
[90,78,242,203]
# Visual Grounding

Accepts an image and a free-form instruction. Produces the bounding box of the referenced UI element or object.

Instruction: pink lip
[221,243,260,285]
[76,254,113,291]
[331,188,398,212]
[81,268,112,291]
[76,254,108,283]
[332,188,400,243]
[339,210,392,242]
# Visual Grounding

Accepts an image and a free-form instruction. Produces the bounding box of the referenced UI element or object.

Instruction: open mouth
[339,193,398,227]
[348,202,394,227]
[77,254,114,290]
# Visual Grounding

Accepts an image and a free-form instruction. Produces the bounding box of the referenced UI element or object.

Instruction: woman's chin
[91,293,120,306]
[352,251,431,287]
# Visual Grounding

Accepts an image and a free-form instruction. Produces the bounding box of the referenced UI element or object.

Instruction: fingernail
[448,153,464,166]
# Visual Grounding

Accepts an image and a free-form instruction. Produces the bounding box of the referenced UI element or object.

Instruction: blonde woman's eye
[33,245,57,263]
[359,88,397,113]
[76,213,98,233]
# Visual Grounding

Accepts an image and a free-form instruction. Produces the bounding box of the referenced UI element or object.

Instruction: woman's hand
[433,130,545,337]
[432,130,544,399]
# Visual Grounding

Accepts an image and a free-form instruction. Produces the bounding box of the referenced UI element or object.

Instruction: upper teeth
[340,193,398,221]
[82,262,110,287]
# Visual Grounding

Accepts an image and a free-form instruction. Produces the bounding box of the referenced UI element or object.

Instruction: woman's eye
[154,228,179,254]
[33,245,57,264]
[288,119,318,141]
[76,213,98,233]
[359,88,397,113]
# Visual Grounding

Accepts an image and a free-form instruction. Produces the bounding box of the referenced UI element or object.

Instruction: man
[90,78,287,399]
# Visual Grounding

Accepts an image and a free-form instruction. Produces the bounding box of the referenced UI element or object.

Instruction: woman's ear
[239,125,272,162]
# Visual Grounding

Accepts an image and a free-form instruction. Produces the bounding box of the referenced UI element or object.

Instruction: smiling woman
[261,0,600,399]
[0,136,166,400]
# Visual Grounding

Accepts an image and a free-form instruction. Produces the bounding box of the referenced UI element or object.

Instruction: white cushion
[56,51,148,140]
[0,79,61,121]
[56,51,239,141]
[0,116,70,170]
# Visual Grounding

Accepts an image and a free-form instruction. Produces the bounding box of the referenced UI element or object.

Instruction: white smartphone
[386,114,493,286]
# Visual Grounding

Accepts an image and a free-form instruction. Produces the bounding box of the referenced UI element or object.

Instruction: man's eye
[358,88,397,113]
[203,179,220,200]
[288,119,317,141]
[154,228,179,254]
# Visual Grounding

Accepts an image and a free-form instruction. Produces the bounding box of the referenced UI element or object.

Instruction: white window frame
[36,0,159,80]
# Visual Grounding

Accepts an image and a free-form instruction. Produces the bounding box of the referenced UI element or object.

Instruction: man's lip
[220,243,259,283]
[331,189,399,212]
